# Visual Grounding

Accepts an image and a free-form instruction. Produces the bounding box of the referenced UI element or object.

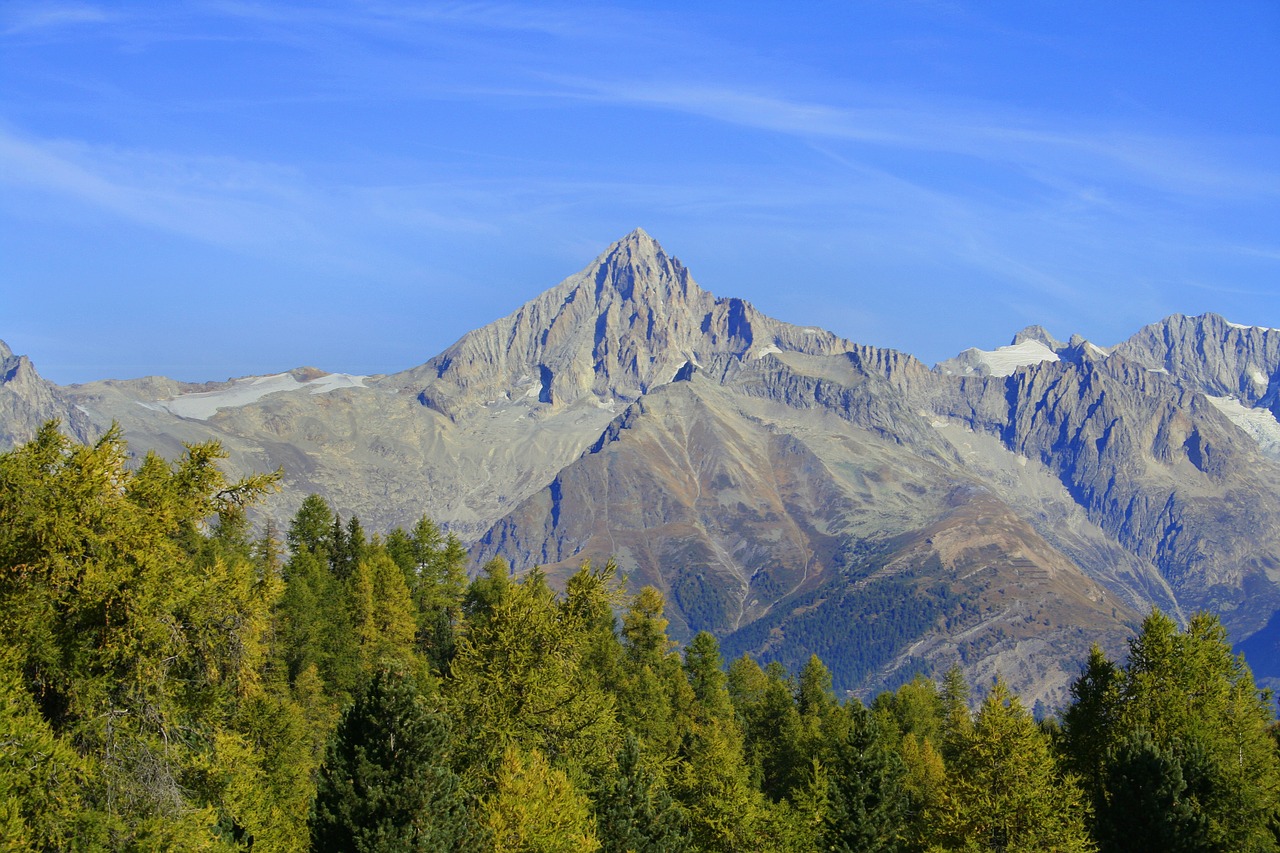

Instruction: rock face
[930,349,1280,640]
[0,341,93,447]
[395,228,853,417]
[6,230,1280,703]
[1114,313,1280,406]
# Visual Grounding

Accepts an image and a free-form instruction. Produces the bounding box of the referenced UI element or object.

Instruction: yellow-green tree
[939,679,1093,852]
[1066,610,1280,852]
[483,746,600,853]
[448,563,621,777]
[0,423,285,847]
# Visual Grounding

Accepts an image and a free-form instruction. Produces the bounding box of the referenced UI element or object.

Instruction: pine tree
[730,656,804,801]
[448,563,620,776]
[1060,643,1123,806]
[347,550,419,673]
[617,587,691,762]
[1112,610,1280,850]
[594,734,690,853]
[673,714,763,853]
[821,701,909,853]
[0,423,279,848]
[287,494,334,557]
[482,746,599,852]
[310,666,471,852]
[683,631,734,723]
[1094,727,1211,852]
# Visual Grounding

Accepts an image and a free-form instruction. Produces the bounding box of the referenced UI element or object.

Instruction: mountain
[394,228,854,417]
[0,340,93,447]
[5,229,1280,704]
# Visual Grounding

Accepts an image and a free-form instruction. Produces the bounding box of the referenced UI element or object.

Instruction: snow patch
[1206,395,1280,457]
[1226,320,1280,332]
[967,340,1059,377]
[153,372,367,420]
[1249,368,1269,387]
[756,344,782,359]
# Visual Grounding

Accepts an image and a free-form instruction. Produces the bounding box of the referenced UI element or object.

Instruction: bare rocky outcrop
[0,340,93,447]
[1114,312,1280,405]
[395,228,855,419]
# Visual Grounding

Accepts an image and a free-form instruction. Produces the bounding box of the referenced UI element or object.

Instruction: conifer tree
[1074,609,1280,851]
[448,562,619,775]
[1060,643,1122,806]
[0,648,103,849]
[674,632,767,850]
[683,631,735,723]
[594,734,690,853]
[347,549,420,673]
[287,494,334,557]
[821,701,909,853]
[730,656,804,801]
[673,713,762,853]
[1094,727,1211,852]
[617,586,692,761]
[482,746,599,853]
[939,679,1093,852]
[276,547,361,700]
[0,423,280,847]
[311,666,471,852]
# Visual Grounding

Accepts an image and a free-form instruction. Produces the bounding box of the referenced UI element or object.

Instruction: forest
[2,425,1279,851]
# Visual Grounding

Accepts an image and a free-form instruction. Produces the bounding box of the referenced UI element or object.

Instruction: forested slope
[2,427,1278,851]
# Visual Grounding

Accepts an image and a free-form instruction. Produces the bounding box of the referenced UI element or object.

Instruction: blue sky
[2,1,1277,384]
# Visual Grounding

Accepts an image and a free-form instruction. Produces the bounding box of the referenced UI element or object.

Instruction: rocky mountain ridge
[4,229,1279,703]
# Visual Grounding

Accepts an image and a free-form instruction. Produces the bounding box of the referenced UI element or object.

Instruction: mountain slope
[474,351,1140,705]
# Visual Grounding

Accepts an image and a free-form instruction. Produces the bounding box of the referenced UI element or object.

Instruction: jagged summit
[588,227,699,305]
[398,230,851,419]
[1010,325,1063,351]
[1114,312,1280,403]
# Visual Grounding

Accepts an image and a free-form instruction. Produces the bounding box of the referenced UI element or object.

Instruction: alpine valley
[6,229,1280,707]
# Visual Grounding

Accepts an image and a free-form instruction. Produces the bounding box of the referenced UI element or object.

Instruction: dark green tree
[822,702,909,853]
[310,666,471,852]
[1094,727,1211,852]
[595,734,691,853]
[1060,643,1123,805]
[730,656,804,801]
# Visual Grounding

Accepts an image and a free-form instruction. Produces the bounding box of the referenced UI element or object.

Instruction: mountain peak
[1114,311,1280,403]
[1010,325,1063,351]
[401,230,854,418]
[586,228,697,305]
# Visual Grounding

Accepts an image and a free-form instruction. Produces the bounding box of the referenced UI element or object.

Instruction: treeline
[2,426,1279,851]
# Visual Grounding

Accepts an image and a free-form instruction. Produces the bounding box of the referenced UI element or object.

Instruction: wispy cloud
[543,77,1280,204]
[0,128,323,250]
[3,2,111,35]
[193,0,626,46]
